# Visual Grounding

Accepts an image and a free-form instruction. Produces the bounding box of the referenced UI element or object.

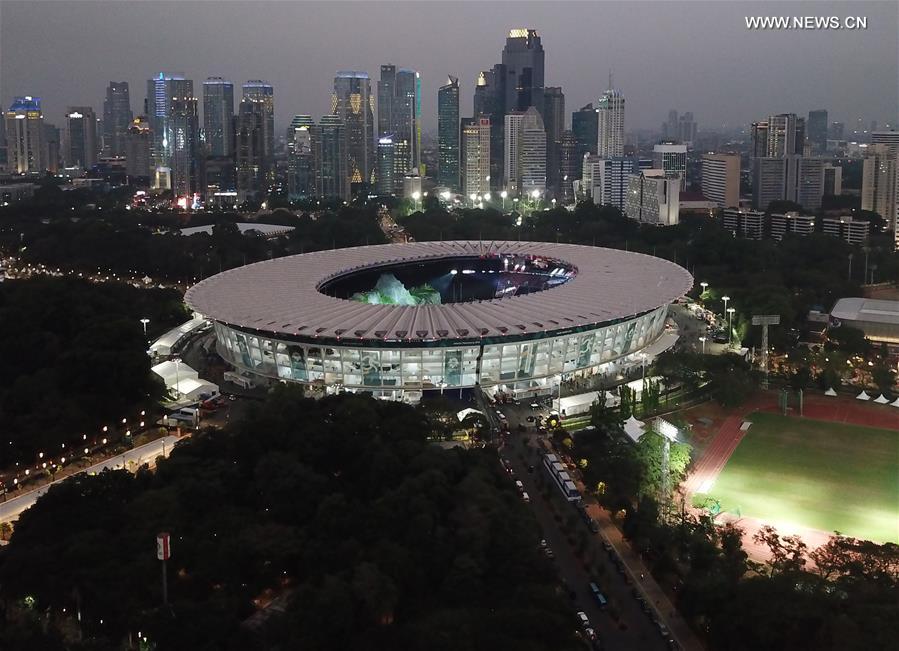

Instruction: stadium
[185,241,693,402]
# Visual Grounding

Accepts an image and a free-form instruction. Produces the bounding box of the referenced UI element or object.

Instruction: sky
[2,0,897,136]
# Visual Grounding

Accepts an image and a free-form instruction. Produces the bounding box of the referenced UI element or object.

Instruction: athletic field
[699,411,899,544]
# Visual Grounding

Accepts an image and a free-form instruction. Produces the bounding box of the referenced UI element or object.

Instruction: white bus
[543,454,581,502]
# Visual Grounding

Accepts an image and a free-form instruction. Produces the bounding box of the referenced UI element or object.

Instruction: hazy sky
[2,0,897,136]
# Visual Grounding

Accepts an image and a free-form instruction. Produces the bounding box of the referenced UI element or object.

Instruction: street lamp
[500,190,508,211]
[140,318,150,337]
[699,336,707,354]
[411,191,421,212]
[469,193,477,207]
[699,282,708,297]
[640,353,647,382]
[172,357,182,401]
[484,192,491,202]
[726,307,736,347]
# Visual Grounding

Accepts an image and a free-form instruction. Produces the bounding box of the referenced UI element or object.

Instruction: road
[0,435,181,524]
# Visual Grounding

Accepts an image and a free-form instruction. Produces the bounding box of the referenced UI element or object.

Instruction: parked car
[576,611,591,629]
[588,582,608,608]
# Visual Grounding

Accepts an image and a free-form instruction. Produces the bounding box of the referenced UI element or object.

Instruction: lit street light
[699,336,707,354]
[726,307,736,347]
[699,282,708,297]
[140,318,150,338]
[500,190,508,211]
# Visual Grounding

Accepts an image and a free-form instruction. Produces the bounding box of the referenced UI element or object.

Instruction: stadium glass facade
[212,305,667,400]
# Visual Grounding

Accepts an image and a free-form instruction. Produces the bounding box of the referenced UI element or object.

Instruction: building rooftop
[831,298,899,326]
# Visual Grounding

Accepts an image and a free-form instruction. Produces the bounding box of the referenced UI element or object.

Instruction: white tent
[824,388,838,397]
[149,316,208,357]
[856,390,871,401]
[151,360,199,388]
[456,408,485,422]
[874,394,890,404]
[891,398,899,408]
[173,377,219,402]
[623,415,645,444]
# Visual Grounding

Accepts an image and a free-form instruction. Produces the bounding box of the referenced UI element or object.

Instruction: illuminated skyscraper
[517,106,547,195]
[333,71,374,189]
[287,115,315,200]
[203,78,234,157]
[169,97,201,197]
[146,73,193,174]
[312,115,349,200]
[438,76,460,190]
[64,106,98,169]
[125,116,152,180]
[103,82,132,156]
[597,88,624,158]
[236,100,264,202]
[377,136,396,195]
[242,80,274,184]
[502,28,545,114]
[571,103,598,172]
[4,96,45,173]
[542,86,565,196]
[807,110,828,155]
[461,117,490,197]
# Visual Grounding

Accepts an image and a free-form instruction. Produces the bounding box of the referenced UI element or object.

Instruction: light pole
[411,191,421,213]
[140,318,150,338]
[699,336,707,354]
[501,190,508,212]
[699,282,708,298]
[727,307,736,348]
[469,193,477,208]
[721,295,730,331]
[172,357,181,401]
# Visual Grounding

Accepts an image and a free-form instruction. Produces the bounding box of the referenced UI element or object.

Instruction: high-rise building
[235,100,264,202]
[146,73,193,178]
[43,123,60,174]
[517,106,547,195]
[502,29,545,114]
[752,114,805,158]
[377,65,396,140]
[558,130,578,203]
[807,110,828,154]
[752,155,825,211]
[204,156,237,207]
[829,121,845,141]
[823,163,842,196]
[64,106,98,169]
[394,68,421,175]
[597,88,624,158]
[572,103,598,174]
[663,110,697,146]
[701,153,740,208]
[503,111,525,193]
[862,144,898,230]
[472,66,505,189]
[543,86,565,196]
[333,71,375,189]
[103,82,132,157]
[625,170,679,225]
[169,97,201,197]
[869,132,899,242]
[124,116,151,180]
[287,115,315,201]
[241,80,274,184]
[652,143,687,189]
[587,156,639,210]
[437,76,460,191]
[461,117,490,197]
[311,115,348,200]
[203,78,234,157]
[4,96,45,173]
[377,137,396,195]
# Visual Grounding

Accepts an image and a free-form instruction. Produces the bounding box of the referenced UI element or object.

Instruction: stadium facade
[185,241,693,402]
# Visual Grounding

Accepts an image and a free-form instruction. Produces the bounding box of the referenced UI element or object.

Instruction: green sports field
[702,412,899,544]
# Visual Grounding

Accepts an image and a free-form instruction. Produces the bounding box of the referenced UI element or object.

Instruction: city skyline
[2,1,896,136]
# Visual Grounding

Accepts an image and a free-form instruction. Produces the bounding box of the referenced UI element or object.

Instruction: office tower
[753,114,804,158]
[311,115,348,200]
[591,156,639,210]
[795,158,824,211]
[461,117,490,197]
[502,29,545,114]
[242,80,274,184]
[473,66,505,188]
[146,73,193,178]
[517,107,547,195]
[203,78,234,157]
[0,117,6,172]
[377,64,395,139]
[377,137,396,195]
[43,123,60,174]
[871,131,899,154]
[169,97,201,197]
[752,155,824,211]
[652,143,687,189]
[701,153,740,208]
[678,112,697,147]
[438,76,460,190]
[625,170,679,225]
[103,82,132,157]
[597,88,624,158]
[862,144,898,231]
[4,96,45,173]
[503,111,525,193]
[753,157,787,211]
[287,115,315,200]
[204,157,237,207]
[125,116,152,180]
[807,110,828,154]
[64,106,98,169]
[235,100,264,202]
[394,68,421,175]
[543,86,565,196]
[663,110,679,140]
[572,103,598,172]
[559,130,577,203]
[829,121,845,140]
[333,71,375,188]
[823,163,842,196]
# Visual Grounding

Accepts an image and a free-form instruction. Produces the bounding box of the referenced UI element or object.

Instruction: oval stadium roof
[184,241,693,343]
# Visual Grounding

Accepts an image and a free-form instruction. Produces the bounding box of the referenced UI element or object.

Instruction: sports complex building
[185,241,693,402]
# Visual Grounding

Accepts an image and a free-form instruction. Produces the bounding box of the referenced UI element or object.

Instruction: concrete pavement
[0,435,181,524]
